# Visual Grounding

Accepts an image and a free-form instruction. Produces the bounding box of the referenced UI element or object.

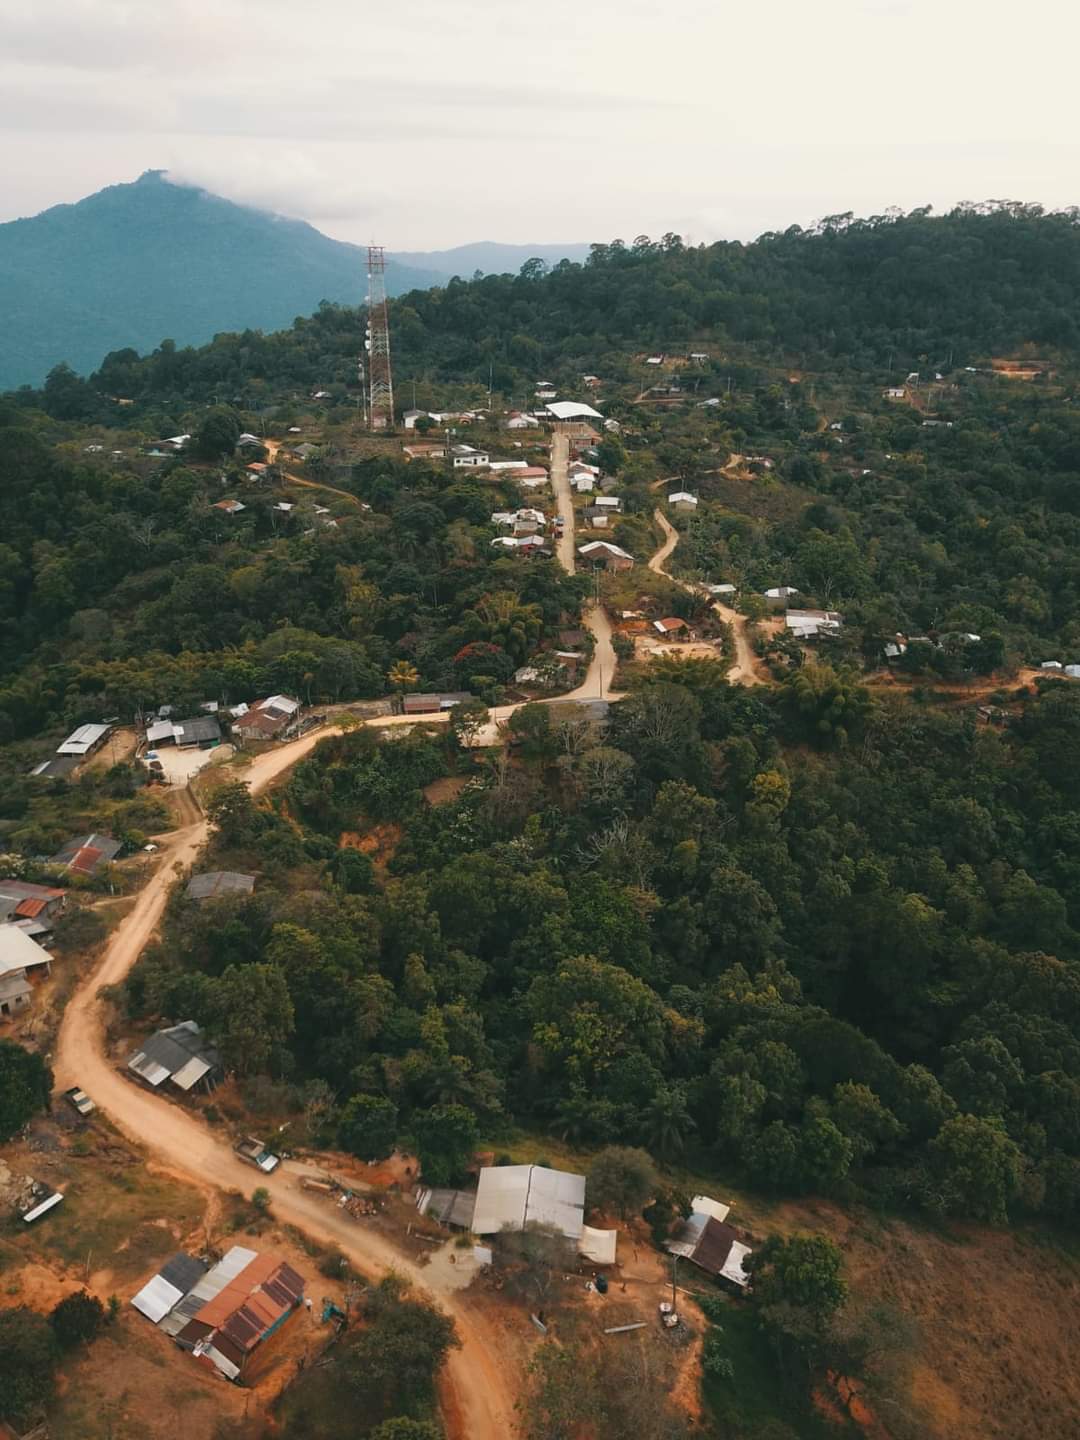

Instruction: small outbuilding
[186,872,256,902]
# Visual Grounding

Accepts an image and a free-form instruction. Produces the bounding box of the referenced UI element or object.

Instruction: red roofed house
[0,881,66,932]
[168,1246,305,1381]
[234,695,302,742]
[50,833,122,875]
[653,617,692,638]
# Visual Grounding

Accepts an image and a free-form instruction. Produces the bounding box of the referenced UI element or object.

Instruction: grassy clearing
[7,1157,203,1286]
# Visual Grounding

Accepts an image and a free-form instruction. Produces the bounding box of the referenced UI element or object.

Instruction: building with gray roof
[127,1020,222,1093]
[186,871,256,901]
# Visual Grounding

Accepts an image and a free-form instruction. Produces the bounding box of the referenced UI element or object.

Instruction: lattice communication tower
[365,245,394,430]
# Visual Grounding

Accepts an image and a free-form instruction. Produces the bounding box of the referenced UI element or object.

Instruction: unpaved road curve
[650,507,768,686]
[54,732,517,1440]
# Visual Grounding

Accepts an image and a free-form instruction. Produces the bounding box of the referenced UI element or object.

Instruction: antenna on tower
[365,246,394,430]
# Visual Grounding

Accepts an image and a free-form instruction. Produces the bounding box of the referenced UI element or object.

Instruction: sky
[1,0,1077,250]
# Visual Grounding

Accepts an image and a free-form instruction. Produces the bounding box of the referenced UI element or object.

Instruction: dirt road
[263,439,365,509]
[54,732,517,1438]
[549,427,577,573]
[650,507,767,686]
[52,426,627,1436]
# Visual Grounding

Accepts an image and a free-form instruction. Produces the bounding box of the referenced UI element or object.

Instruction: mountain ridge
[0,172,589,388]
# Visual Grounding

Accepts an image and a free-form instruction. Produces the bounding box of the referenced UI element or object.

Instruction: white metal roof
[579,541,633,560]
[131,1274,186,1324]
[171,1056,212,1091]
[22,1191,63,1223]
[57,722,110,755]
[579,1225,618,1264]
[0,925,49,978]
[691,1195,731,1223]
[546,401,603,421]
[472,1164,585,1241]
[721,1240,752,1287]
[668,491,697,504]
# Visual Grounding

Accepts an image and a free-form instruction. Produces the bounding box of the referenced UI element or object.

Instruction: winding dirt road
[52,429,630,1436]
[53,731,516,1438]
[650,507,767,686]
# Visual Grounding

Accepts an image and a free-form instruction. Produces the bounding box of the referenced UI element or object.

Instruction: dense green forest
[123,664,1080,1227]
[11,202,1080,416]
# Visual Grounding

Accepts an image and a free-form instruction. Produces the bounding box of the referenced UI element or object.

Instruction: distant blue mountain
[0,173,589,389]
[390,240,593,277]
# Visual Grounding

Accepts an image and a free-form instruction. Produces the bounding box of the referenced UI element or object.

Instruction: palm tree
[387,660,420,712]
[643,1083,695,1160]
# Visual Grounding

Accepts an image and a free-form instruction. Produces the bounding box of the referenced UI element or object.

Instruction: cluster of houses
[0,842,123,1021]
[416,1161,752,1292]
[131,1244,305,1382]
[143,696,303,774]
[762,586,843,640]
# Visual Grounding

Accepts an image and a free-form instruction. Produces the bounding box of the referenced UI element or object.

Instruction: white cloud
[0,0,1076,248]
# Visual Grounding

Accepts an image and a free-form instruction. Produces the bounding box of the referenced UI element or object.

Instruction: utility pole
[365,245,394,430]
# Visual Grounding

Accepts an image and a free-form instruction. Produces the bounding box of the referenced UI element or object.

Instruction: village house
[145,716,222,749]
[665,1196,752,1290]
[402,692,472,715]
[51,832,122,876]
[186,872,256,902]
[668,491,698,512]
[578,540,634,571]
[56,722,112,759]
[128,1020,223,1093]
[402,409,429,429]
[0,926,53,1020]
[883,386,907,401]
[469,1163,616,1263]
[707,583,737,598]
[504,411,540,429]
[0,881,66,936]
[516,468,550,490]
[546,400,604,423]
[234,696,301,741]
[786,609,843,639]
[213,498,246,515]
[653,617,692,639]
[582,507,610,529]
[763,585,800,612]
[450,444,490,469]
[603,418,622,433]
[132,1245,305,1381]
[534,382,557,400]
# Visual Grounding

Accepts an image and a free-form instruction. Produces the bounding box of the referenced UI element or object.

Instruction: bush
[251,1187,272,1213]
[586,1146,658,1219]
[319,1248,348,1278]
[51,1290,105,1350]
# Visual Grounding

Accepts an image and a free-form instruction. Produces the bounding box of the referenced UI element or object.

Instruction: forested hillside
[124,667,1080,1231]
[14,201,1080,411]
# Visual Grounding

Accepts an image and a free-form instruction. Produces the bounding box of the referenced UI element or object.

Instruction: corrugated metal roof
[171,1056,212,1091]
[0,925,50,979]
[159,1252,210,1295]
[472,1165,585,1240]
[186,871,256,901]
[131,1273,186,1324]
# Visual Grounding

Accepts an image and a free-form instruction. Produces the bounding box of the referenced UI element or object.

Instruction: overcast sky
[2,0,1076,250]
